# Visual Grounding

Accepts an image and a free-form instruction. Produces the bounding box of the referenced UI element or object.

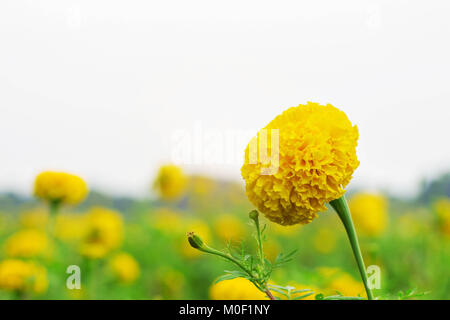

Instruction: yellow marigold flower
[210,277,268,300]
[0,259,48,294]
[5,229,50,258]
[19,209,49,229]
[348,193,388,237]
[109,252,140,284]
[213,214,245,242]
[153,164,187,201]
[55,213,88,242]
[180,219,211,258]
[79,207,124,259]
[34,171,88,205]
[241,102,359,226]
[313,227,337,254]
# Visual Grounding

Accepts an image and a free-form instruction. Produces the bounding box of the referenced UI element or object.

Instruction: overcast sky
[1,1,449,197]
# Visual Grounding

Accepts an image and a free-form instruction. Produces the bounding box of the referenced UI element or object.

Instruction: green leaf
[293,292,315,300]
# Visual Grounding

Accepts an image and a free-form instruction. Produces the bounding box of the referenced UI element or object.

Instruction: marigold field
[0,168,449,300]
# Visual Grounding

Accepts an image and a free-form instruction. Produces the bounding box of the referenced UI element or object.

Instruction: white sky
[1,1,449,197]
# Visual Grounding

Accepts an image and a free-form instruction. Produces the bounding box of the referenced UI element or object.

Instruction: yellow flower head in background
[0,259,48,294]
[213,214,245,242]
[209,277,268,300]
[318,267,365,297]
[109,252,140,284]
[328,273,365,297]
[54,213,88,242]
[80,207,124,259]
[434,198,450,236]
[153,164,187,201]
[349,193,388,237]
[19,209,49,229]
[5,229,50,258]
[34,171,88,205]
[241,102,359,226]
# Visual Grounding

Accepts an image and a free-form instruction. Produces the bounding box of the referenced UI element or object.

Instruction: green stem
[329,195,374,300]
[47,200,60,237]
[253,214,265,269]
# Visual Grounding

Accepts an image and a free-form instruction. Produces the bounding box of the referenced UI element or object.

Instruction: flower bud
[249,210,259,222]
[187,232,204,250]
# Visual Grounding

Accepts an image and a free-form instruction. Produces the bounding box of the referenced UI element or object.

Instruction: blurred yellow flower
[210,277,268,300]
[79,207,124,259]
[0,259,48,294]
[156,268,185,298]
[54,213,87,242]
[328,273,365,297]
[349,193,388,237]
[181,219,211,258]
[313,227,337,254]
[241,102,359,226]
[19,209,49,229]
[153,164,187,201]
[5,229,50,258]
[318,267,365,297]
[109,252,140,284]
[151,208,183,233]
[34,171,88,206]
[213,214,245,242]
[434,198,450,236]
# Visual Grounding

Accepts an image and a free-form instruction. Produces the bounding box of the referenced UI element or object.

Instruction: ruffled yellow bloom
[5,229,50,258]
[349,193,388,237]
[109,252,140,284]
[213,214,245,242]
[19,209,49,229]
[0,259,48,294]
[55,213,88,242]
[313,227,337,254]
[180,219,211,258]
[79,207,124,259]
[434,198,450,236]
[153,165,187,201]
[241,102,359,226]
[210,277,268,300]
[34,171,88,205]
